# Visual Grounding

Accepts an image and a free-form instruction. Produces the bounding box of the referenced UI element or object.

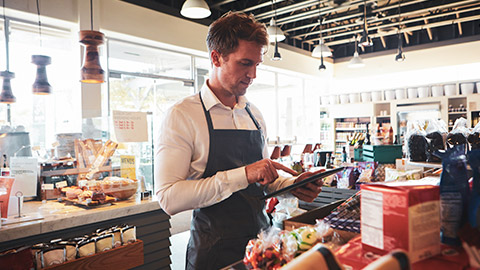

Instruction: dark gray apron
[185,94,270,269]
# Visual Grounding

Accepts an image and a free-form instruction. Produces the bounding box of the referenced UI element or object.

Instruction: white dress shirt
[155,82,295,215]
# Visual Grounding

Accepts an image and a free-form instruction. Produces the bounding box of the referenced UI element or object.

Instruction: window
[0,17,80,153]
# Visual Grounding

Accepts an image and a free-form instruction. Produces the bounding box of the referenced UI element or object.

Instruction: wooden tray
[44,240,144,270]
[63,196,116,207]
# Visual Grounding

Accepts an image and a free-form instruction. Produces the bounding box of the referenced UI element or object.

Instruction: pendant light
[180,0,211,19]
[32,0,51,95]
[312,1,332,58]
[272,39,282,61]
[0,0,15,104]
[267,1,285,43]
[79,0,105,83]
[359,0,373,48]
[395,0,405,62]
[319,53,326,71]
[349,36,365,68]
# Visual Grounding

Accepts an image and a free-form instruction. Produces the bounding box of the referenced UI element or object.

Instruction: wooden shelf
[448,111,467,115]
[335,128,367,131]
[45,240,144,270]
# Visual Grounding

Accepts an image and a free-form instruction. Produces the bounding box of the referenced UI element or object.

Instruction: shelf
[335,128,367,131]
[375,115,391,118]
[335,140,347,142]
[448,111,467,115]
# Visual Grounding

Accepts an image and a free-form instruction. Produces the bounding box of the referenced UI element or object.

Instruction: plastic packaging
[446,117,469,151]
[434,145,470,245]
[281,243,344,270]
[405,121,428,162]
[468,121,480,149]
[467,150,480,228]
[425,119,447,162]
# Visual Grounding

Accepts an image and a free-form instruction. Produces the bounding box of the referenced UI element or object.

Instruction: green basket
[362,144,403,164]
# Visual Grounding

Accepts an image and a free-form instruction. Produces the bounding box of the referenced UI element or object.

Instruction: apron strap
[199,93,261,131]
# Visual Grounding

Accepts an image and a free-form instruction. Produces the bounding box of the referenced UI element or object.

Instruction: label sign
[112,110,148,142]
[10,157,38,197]
[120,155,136,179]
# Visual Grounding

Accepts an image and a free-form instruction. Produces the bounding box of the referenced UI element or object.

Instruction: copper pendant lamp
[0,0,15,104]
[79,0,105,83]
[32,0,51,95]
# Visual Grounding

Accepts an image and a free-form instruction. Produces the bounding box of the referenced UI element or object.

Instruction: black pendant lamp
[359,0,373,48]
[395,0,405,62]
[270,0,282,61]
[80,0,105,83]
[272,40,282,61]
[32,0,51,95]
[0,0,15,104]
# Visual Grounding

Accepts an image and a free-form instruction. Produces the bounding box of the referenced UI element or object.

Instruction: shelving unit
[334,117,370,158]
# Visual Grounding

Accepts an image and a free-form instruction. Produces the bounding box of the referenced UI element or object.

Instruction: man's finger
[272,161,298,176]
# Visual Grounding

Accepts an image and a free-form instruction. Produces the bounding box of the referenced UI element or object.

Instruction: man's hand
[245,159,298,185]
[290,169,325,202]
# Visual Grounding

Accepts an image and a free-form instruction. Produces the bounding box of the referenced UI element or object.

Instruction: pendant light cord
[90,0,93,31]
[318,0,322,40]
[36,0,42,47]
[2,0,9,71]
[398,0,402,48]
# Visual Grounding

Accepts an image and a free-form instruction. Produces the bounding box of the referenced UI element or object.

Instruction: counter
[0,196,172,270]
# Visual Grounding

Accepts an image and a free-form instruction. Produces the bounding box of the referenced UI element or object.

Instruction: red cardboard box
[360,184,440,263]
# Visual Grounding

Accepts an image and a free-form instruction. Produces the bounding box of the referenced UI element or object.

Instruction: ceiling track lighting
[359,0,373,48]
[312,1,332,58]
[180,0,211,19]
[32,0,51,95]
[349,35,365,68]
[0,0,15,104]
[267,1,285,43]
[79,0,105,83]
[395,0,405,62]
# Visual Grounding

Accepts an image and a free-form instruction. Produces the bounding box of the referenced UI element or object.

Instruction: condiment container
[361,92,371,102]
[460,82,474,95]
[384,90,395,101]
[407,88,417,99]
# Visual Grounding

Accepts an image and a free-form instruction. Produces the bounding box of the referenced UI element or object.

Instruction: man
[155,12,323,269]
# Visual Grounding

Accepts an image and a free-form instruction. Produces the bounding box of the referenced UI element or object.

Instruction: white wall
[332,40,480,94]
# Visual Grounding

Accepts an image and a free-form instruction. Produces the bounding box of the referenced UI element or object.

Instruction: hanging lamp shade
[359,29,373,47]
[348,52,365,68]
[79,30,105,83]
[32,55,51,95]
[180,0,211,19]
[267,18,285,43]
[0,71,16,104]
[312,41,332,58]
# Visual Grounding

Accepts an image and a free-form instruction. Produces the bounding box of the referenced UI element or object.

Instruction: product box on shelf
[360,184,440,263]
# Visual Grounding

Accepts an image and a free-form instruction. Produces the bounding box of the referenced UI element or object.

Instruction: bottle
[1,154,10,176]
[325,153,332,168]
[388,126,394,145]
[281,243,344,270]
[342,147,347,163]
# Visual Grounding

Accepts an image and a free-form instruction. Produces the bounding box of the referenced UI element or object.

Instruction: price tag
[42,183,54,190]
[55,181,68,188]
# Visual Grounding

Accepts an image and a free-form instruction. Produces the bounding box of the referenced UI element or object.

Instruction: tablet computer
[261,167,344,200]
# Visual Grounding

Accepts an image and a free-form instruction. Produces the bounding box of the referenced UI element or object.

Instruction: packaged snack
[405,121,428,162]
[95,234,114,252]
[446,117,469,151]
[425,119,447,162]
[468,121,480,149]
[77,238,96,257]
[435,145,470,246]
[41,246,66,268]
[121,225,137,244]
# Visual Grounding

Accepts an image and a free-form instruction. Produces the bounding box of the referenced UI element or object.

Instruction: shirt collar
[200,80,249,111]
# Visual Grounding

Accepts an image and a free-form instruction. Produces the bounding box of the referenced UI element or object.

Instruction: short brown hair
[206,12,268,57]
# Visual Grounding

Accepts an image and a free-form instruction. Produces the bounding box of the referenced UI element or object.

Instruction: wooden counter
[0,196,172,270]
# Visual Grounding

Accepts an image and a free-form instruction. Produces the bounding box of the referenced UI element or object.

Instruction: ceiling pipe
[323,13,480,47]
[305,5,480,43]
[293,0,479,39]
[240,0,287,13]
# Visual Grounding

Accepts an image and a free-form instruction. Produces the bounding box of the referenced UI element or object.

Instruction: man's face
[215,40,264,97]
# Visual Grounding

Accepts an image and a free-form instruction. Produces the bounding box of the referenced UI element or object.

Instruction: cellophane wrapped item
[446,117,469,150]
[243,227,297,270]
[425,119,448,162]
[405,120,428,162]
[243,222,344,269]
